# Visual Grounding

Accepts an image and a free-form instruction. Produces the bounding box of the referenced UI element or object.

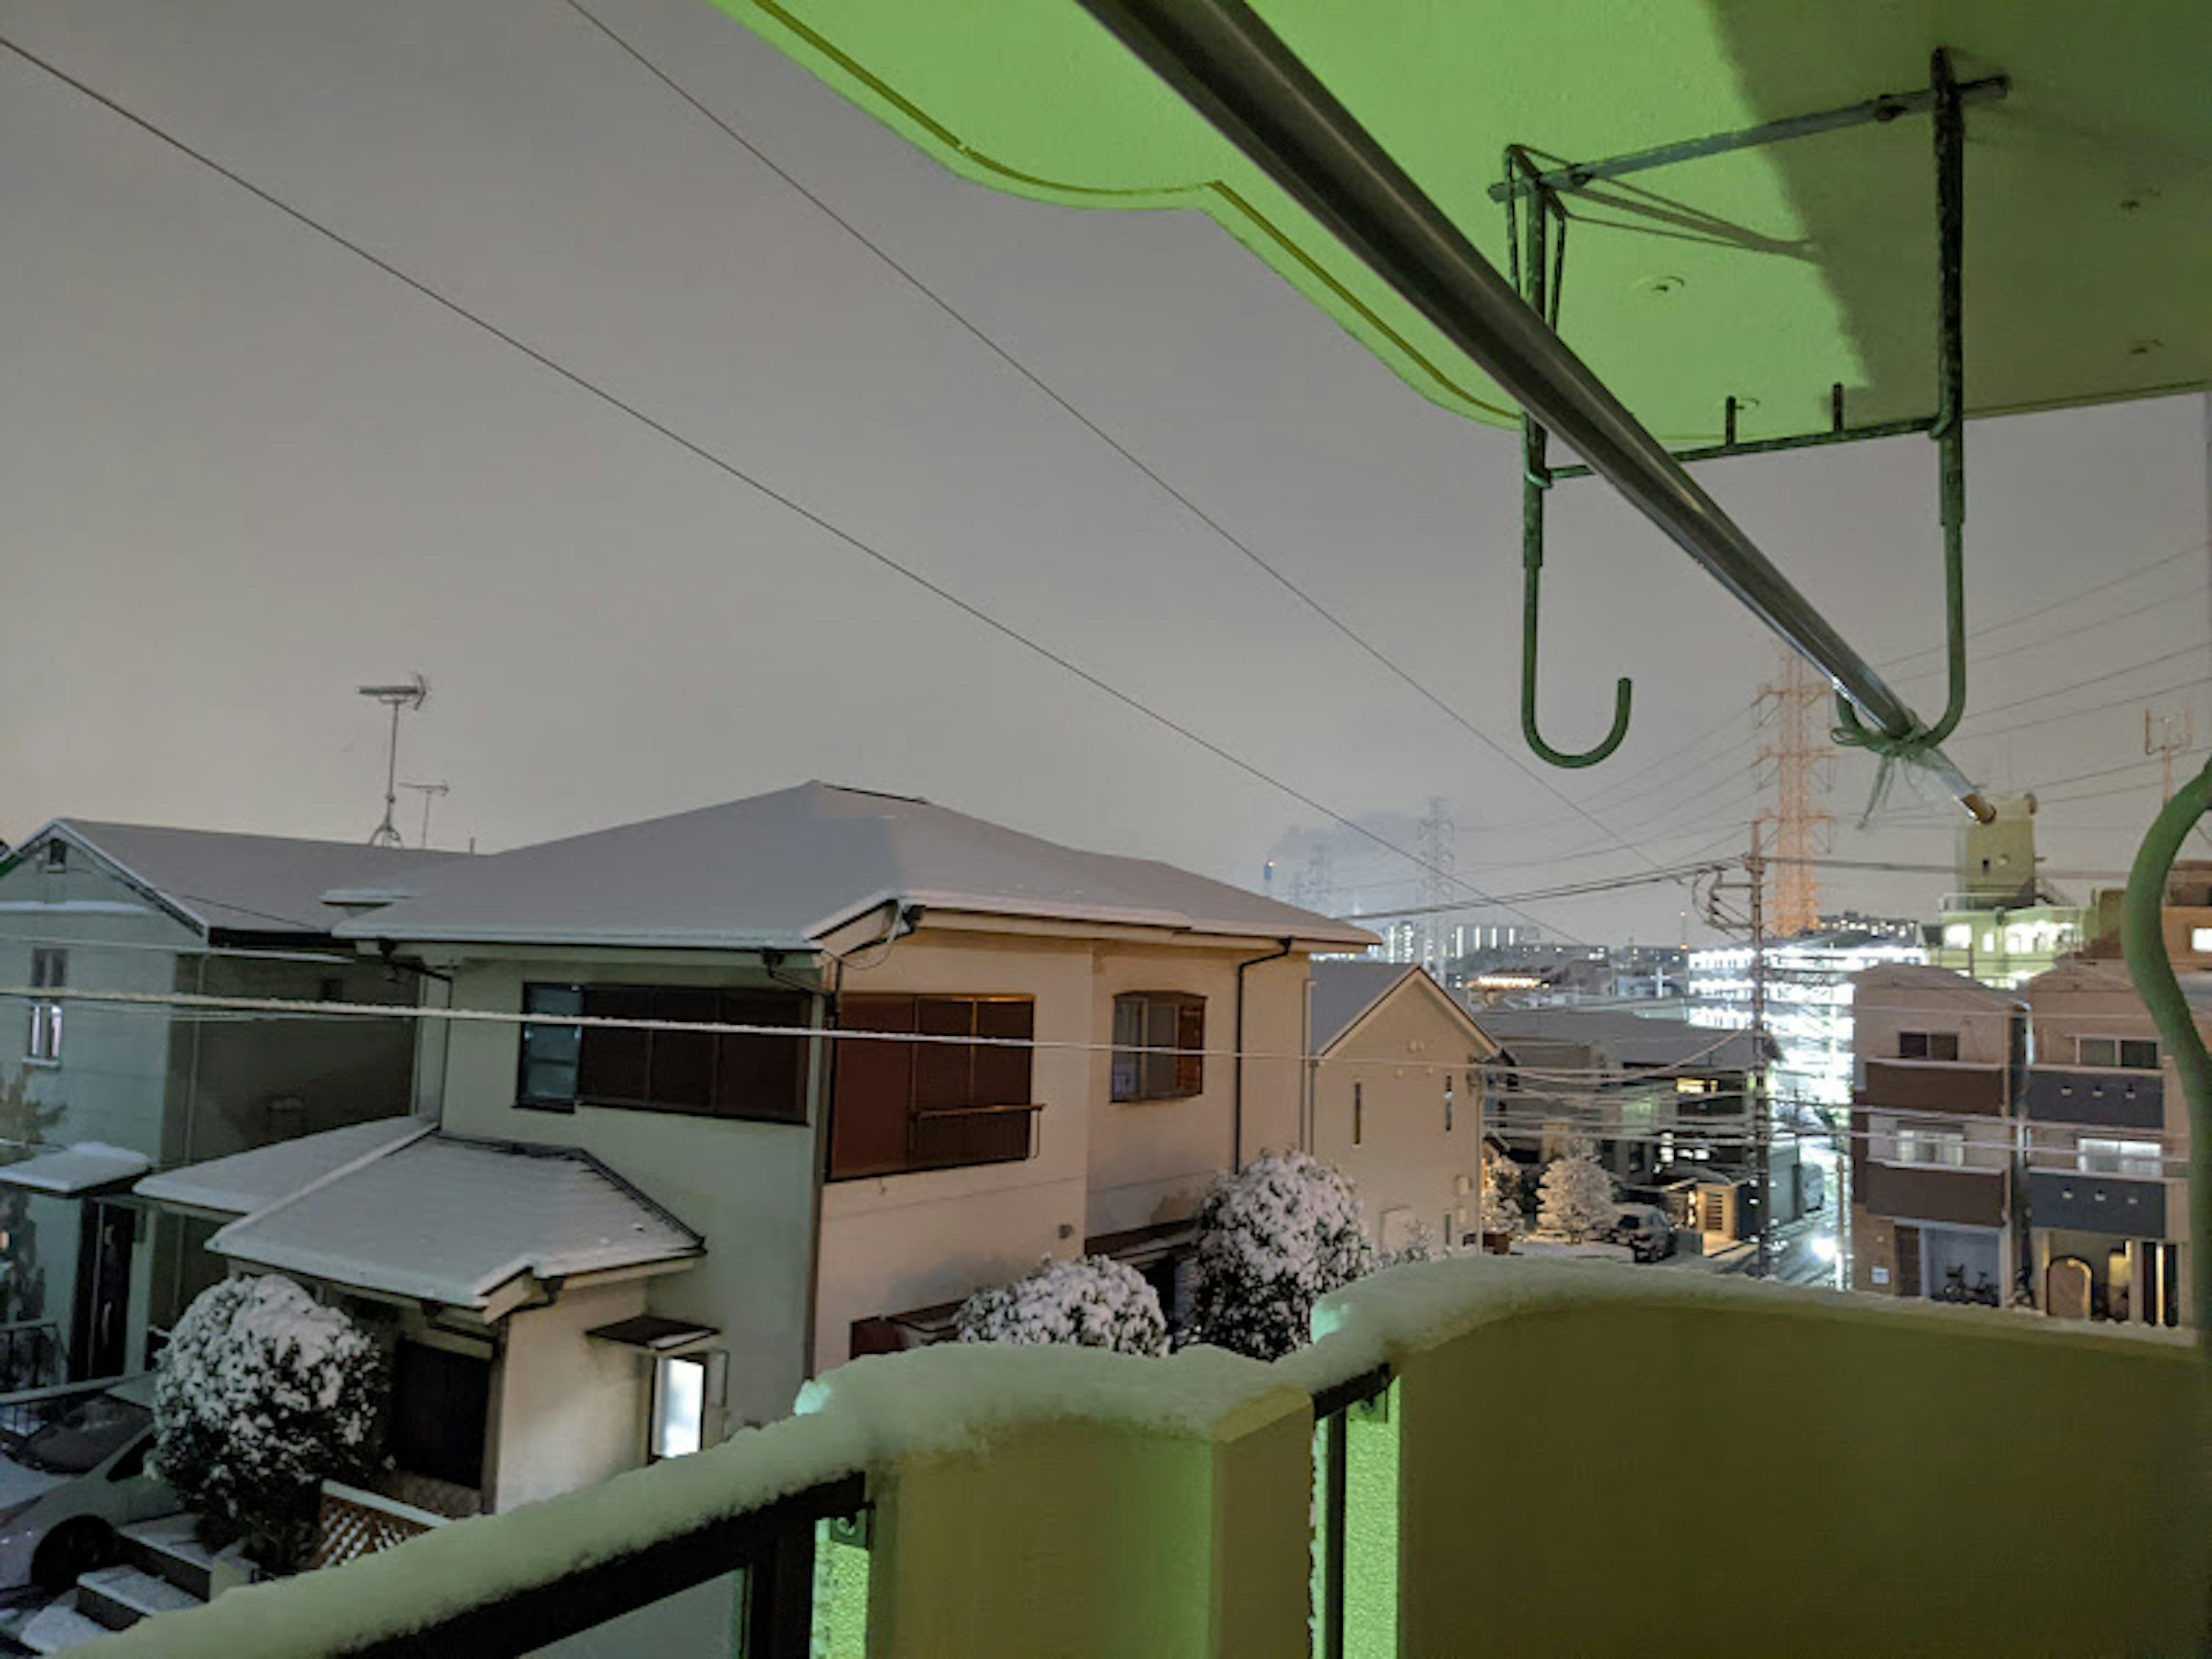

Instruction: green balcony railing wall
[82,1258,2207,1659]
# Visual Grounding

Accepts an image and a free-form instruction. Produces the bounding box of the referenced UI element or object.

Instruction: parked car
[1605,1204,1676,1263]
[0,1375,178,1589]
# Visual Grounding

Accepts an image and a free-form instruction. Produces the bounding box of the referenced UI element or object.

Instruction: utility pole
[1747,823,1771,1279]
[2146,707,2192,802]
[1754,643,1833,937]
[1694,830,1772,1277]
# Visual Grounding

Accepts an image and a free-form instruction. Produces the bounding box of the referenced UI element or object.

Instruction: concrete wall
[433,951,820,1430]
[1309,982,1487,1249]
[866,1397,1312,1657]
[488,1279,654,1512]
[1381,1270,2206,1657]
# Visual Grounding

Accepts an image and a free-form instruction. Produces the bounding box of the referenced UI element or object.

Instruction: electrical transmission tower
[1753,645,1833,938]
[1290,843,1335,916]
[1413,797,1456,970]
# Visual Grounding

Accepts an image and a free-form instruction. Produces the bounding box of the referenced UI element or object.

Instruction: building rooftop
[331,781,1373,952]
[17,820,456,938]
[1476,1006,1768,1071]
[202,1130,703,1309]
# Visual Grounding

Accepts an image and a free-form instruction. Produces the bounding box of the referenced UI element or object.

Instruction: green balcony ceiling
[712,1,2211,443]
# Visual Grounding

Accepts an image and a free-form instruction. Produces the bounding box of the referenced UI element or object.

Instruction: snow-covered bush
[1536,1142,1617,1242]
[955,1255,1169,1358]
[1476,1154,1528,1239]
[152,1274,385,1570]
[1188,1150,1374,1361]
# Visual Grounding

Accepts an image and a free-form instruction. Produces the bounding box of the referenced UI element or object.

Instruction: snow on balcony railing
[79,1260,2206,1658]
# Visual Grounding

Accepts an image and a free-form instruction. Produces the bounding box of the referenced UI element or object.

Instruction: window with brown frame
[1111,993,1205,1101]
[1897,1031,1960,1062]
[830,994,1038,1180]
[517,984,810,1123]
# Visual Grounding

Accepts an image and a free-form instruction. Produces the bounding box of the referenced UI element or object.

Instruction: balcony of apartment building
[82,1257,2205,1658]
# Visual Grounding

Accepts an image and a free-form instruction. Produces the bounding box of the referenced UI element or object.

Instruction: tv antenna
[358,676,429,847]
[400,781,450,850]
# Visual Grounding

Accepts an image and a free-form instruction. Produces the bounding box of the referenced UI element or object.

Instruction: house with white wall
[136,782,1369,1514]
[0,823,441,1380]
[1306,962,1497,1251]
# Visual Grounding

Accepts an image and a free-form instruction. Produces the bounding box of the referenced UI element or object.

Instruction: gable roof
[14,820,456,938]
[1309,960,1498,1055]
[202,1130,703,1310]
[333,782,1373,952]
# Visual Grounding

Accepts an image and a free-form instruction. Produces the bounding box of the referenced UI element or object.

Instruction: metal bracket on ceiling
[1486,71,2008,204]
[1505,51,1987,786]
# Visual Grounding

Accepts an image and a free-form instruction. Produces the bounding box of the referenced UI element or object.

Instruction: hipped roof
[333,781,1373,952]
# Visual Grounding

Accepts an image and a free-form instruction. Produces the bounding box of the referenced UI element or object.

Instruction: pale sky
[3,0,2207,944]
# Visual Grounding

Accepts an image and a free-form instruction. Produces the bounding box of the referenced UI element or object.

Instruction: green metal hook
[1509,160,1632,771]
[1522,539,1633,768]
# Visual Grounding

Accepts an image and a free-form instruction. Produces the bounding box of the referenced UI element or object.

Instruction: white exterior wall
[431,952,819,1431]
[488,1278,654,1512]
[1310,983,1490,1250]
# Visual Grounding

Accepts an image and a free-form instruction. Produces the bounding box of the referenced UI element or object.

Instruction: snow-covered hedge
[1188,1150,1374,1362]
[955,1255,1169,1358]
[152,1274,386,1569]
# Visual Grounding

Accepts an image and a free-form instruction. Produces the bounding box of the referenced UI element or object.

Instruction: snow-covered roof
[207,1132,703,1309]
[134,1117,432,1218]
[1476,1006,1767,1071]
[1309,961,1497,1055]
[329,782,1373,952]
[0,1142,151,1196]
[17,820,456,937]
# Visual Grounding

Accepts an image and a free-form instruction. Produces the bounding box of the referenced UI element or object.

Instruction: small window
[25,949,64,1065]
[1895,1121,1968,1168]
[2192,927,2212,954]
[1897,1031,1959,1062]
[1444,1080,1454,1133]
[1353,1081,1364,1146]
[2078,1036,2159,1070]
[652,1353,710,1460]
[1111,993,1205,1102]
[42,842,66,873]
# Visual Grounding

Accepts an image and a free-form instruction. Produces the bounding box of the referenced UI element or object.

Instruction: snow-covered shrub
[1188,1150,1374,1361]
[1380,1218,1439,1269]
[1536,1142,1617,1242]
[955,1255,1169,1357]
[1476,1154,1528,1239]
[152,1274,385,1570]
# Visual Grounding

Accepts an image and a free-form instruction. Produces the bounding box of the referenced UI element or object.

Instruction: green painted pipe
[2119,755,2212,1351]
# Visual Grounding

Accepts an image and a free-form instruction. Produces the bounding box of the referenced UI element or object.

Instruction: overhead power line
[0,30,1601,942]
[554,0,1683,881]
